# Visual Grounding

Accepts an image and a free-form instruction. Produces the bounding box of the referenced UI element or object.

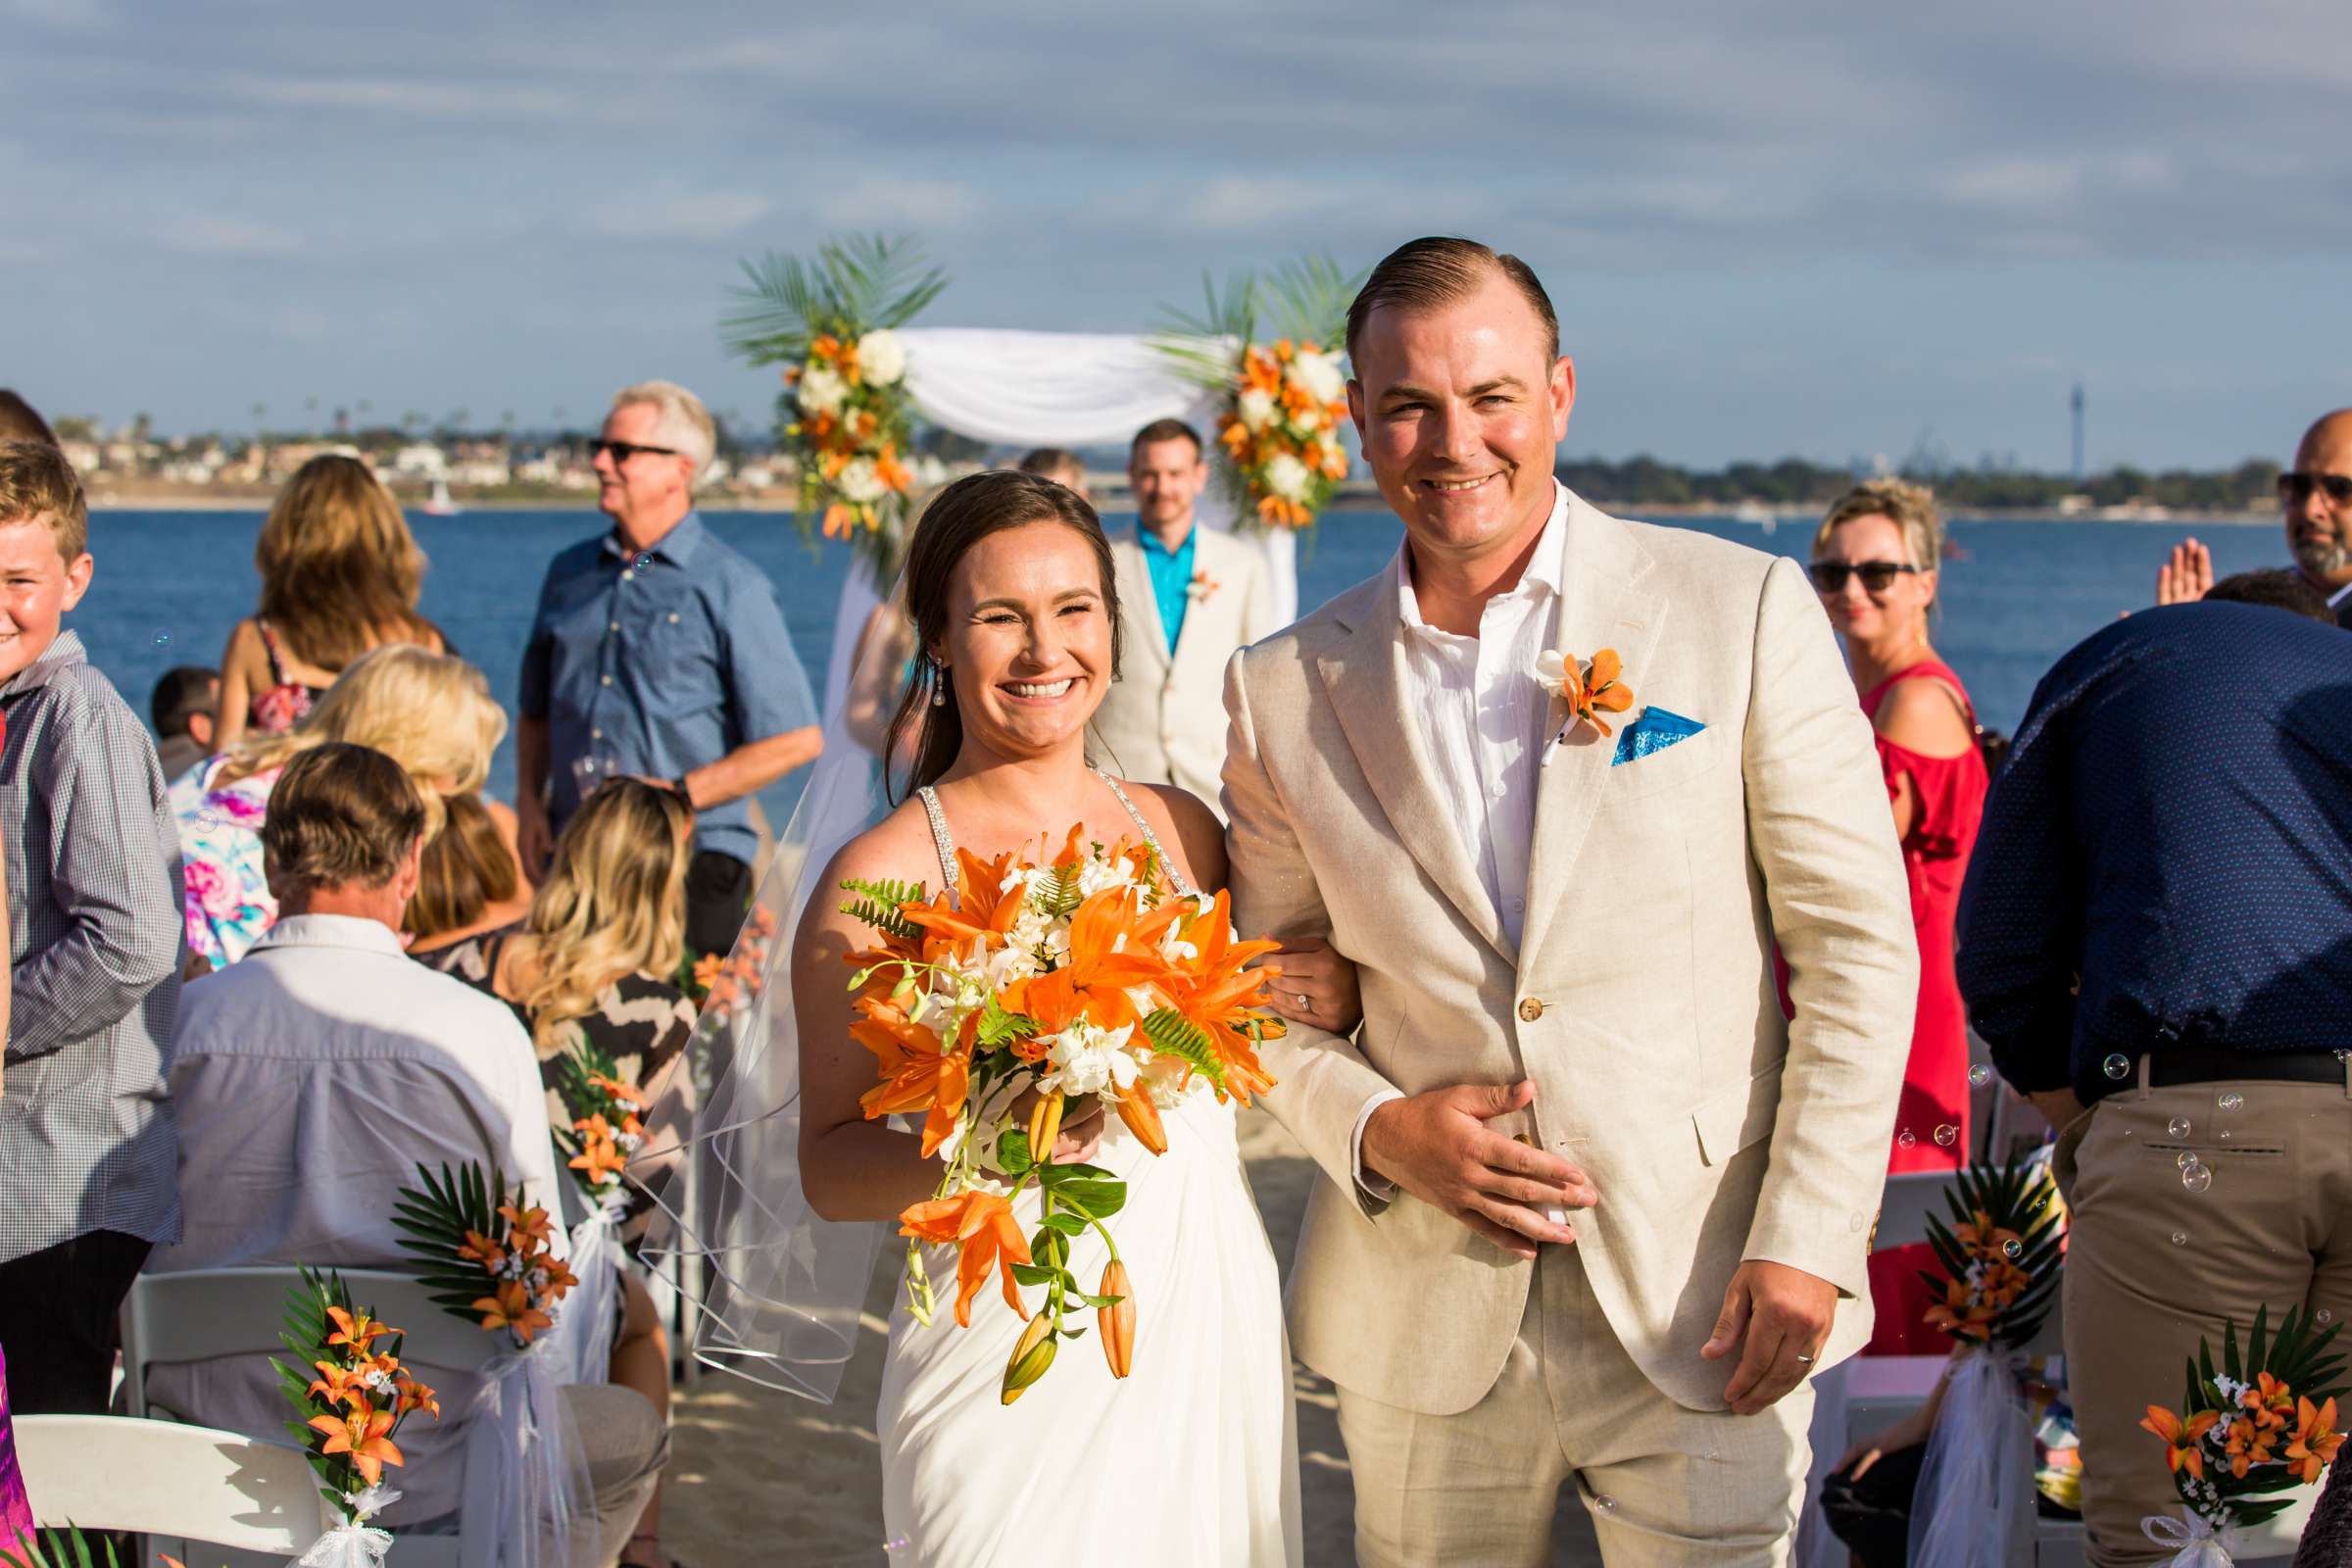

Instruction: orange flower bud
[1114,1080,1167,1155]
[1099,1260,1135,1379]
[1028,1090,1065,1162]
[1001,1312,1056,1405]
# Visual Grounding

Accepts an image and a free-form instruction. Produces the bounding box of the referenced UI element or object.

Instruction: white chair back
[121,1266,495,1420]
[15,1413,327,1548]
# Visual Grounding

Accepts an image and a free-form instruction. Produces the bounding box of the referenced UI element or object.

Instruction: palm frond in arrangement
[722,234,949,367]
[391,1160,512,1318]
[0,1528,126,1568]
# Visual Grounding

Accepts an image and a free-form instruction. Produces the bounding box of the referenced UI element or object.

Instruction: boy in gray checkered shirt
[0,439,184,1413]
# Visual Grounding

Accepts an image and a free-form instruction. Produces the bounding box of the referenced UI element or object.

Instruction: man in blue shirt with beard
[518,381,820,958]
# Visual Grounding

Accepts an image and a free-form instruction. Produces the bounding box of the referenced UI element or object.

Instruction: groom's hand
[1701,1259,1838,1415]
[1360,1081,1598,1260]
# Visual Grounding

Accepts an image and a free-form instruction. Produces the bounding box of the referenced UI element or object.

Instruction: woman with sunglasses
[1805,478,1987,1356]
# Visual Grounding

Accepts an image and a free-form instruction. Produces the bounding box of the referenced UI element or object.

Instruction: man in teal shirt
[1092,419,1277,808]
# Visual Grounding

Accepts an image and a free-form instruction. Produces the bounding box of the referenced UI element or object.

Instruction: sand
[661,1108,1605,1567]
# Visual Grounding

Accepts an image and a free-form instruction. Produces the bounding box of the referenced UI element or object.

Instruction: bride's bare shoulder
[1120,780,1229,893]
[813,797,945,904]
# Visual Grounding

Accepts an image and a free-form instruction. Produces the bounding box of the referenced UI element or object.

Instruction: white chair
[16,1413,327,1550]
[121,1267,491,1566]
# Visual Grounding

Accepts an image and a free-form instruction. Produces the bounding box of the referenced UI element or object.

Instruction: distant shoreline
[86,487,2273,525]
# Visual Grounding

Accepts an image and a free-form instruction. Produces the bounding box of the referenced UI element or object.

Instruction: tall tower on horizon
[2071,380,2085,484]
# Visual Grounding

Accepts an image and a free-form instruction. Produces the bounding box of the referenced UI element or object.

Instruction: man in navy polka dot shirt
[1957,597,2352,1563]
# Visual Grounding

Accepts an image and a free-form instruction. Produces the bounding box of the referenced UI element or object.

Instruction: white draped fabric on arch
[813,327,1299,729]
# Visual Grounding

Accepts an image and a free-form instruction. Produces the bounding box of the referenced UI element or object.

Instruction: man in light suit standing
[1224,237,1916,1565]
[1090,418,1275,813]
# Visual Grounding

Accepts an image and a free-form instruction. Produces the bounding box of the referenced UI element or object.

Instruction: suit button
[1518,998,1544,1023]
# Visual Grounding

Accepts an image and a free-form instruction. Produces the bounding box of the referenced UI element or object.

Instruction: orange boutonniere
[1188,570,1220,603]
[1535,648,1635,756]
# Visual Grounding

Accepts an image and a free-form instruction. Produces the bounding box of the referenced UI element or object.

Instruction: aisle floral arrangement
[1157,257,1365,537]
[2139,1304,2344,1552]
[841,825,1286,1400]
[271,1267,439,1545]
[724,234,948,579]
[1917,1154,2066,1349]
[393,1162,577,1349]
[551,1041,649,1206]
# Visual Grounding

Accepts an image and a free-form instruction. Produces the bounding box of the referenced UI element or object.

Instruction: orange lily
[309,1403,404,1485]
[692,953,725,992]
[1113,1078,1168,1154]
[457,1228,508,1272]
[2142,1405,2220,1480]
[854,999,970,1155]
[568,1127,626,1188]
[899,1189,1033,1328]
[1559,649,1636,739]
[307,1359,368,1411]
[1098,1259,1136,1379]
[1953,1208,2023,1260]
[1021,887,1173,1037]
[586,1071,647,1107]
[1157,890,1282,1103]
[473,1279,555,1345]
[499,1202,556,1249]
[1241,348,1283,397]
[396,1371,440,1420]
[895,846,1022,958]
[1923,1277,1998,1342]
[2287,1396,2343,1484]
[324,1305,392,1353]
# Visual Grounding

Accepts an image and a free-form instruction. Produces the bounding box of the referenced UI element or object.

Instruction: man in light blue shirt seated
[517,380,821,957]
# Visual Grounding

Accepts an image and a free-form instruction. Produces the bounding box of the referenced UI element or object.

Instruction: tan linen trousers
[2054,1061,2352,1567]
[1336,1243,1815,1567]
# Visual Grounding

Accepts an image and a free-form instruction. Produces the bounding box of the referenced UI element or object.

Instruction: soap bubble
[1593,1495,1618,1514]
[1933,1124,1958,1148]
[2319,1309,2334,1326]
[1969,1065,1992,1087]
[883,1539,910,1556]
[2217,1091,2243,1111]
[2218,1130,2231,1141]
[2103,1054,2131,1080]
[2177,1152,2196,1170]
[2003,1239,2023,1259]
[2180,1158,2212,1195]
[152,629,172,647]
[2171,1230,2189,1247]
[635,552,655,571]
[1896,1130,1916,1149]
[2168,1116,2191,1138]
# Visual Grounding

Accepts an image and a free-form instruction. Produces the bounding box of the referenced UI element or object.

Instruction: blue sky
[5,0,2345,469]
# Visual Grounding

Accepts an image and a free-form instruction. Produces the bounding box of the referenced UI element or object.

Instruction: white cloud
[574,191,774,243]
[816,178,983,230]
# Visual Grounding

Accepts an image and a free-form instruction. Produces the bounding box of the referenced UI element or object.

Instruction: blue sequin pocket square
[1612,707,1707,765]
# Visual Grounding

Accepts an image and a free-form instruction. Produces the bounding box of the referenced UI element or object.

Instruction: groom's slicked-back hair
[1345,236,1560,367]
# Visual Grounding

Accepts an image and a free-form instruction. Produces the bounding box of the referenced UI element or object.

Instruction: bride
[794,470,1327,1566]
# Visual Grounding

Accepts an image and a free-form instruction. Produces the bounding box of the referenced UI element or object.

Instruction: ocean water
[87,506,2287,803]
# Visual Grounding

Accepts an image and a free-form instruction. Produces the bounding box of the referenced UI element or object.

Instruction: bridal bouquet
[842,826,1285,1400]
[724,233,948,579]
[1158,258,1364,536]
[2139,1304,2344,1553]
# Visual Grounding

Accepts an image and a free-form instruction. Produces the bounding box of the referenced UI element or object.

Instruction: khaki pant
[2054,1067,2352,1567]
[1337,1243,1814,1567]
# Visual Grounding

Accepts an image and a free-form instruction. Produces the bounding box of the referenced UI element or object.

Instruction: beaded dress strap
[914,785,959,907]
[1096,772,1194,898]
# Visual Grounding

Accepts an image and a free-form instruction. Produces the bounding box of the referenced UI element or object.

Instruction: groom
[1224,237,1916,1565]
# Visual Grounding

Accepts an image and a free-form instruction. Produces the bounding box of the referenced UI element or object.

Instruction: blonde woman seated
[416,776,696,1568]
[171,644,510,971]
[213,453,448,751]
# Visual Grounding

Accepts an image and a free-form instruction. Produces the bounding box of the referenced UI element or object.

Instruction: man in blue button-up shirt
[517,381,820,956]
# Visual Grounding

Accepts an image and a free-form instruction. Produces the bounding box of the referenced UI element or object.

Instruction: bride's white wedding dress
[874,779,1301,1567]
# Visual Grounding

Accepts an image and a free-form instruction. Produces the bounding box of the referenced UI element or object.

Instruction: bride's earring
[931,663,948,708]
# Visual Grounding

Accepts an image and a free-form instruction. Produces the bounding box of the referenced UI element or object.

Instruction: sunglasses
[1807,560,1921,595]
[589,438,682,465]
[2278,471,2352,506]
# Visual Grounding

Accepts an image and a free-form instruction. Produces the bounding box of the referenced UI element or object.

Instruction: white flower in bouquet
[858,329,908,387]
[1038,1019,1141,1099]
[1264,451,1314,504]
[836,456,886,503]
[1289,347,1346,406]
[1285,400,1328,438]
[1237,387,1277,429]
[798,365,849,416]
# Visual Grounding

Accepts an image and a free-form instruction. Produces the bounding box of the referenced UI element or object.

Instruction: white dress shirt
[1350,484,1570,1194]
[146,912,564,1524]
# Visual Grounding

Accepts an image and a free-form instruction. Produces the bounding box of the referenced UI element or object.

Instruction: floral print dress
[170,755,283,969]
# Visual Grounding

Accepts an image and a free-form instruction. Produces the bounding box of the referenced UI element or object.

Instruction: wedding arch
[811,326,1301,727]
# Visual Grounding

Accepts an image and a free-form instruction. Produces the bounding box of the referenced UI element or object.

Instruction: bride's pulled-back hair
[886,469,1123,802]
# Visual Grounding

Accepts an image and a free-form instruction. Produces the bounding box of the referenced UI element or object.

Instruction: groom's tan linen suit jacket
[1091,522,1276,813]
[1222,488,1917,1417]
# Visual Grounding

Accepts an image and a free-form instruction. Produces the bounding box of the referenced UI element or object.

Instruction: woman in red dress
[1808,479,1989,1355]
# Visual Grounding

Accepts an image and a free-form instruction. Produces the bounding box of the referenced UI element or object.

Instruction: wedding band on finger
[1793,1352,1818,1365]
[1294,992,1311,1011]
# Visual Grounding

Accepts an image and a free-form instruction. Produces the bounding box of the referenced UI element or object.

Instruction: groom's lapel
[1317,589,1511,962]
[1516,497,1667,970]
